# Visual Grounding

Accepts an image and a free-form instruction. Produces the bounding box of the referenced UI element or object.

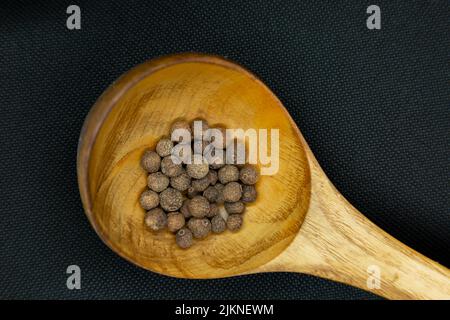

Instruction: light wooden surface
[78,53,450,299]
[255,140,450,299]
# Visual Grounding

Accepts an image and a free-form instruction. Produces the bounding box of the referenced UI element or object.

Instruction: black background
[1,0,449,299]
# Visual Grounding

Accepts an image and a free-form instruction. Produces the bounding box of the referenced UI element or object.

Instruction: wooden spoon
[77,53,450,299]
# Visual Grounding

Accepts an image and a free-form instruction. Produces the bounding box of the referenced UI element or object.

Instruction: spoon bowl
[78,53,450,299]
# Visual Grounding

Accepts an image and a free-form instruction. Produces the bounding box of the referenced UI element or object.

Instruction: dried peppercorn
[211,215,226,234]
[159,187,183,212]
[203,186,219,203]
[218,165,239,184]
[186,186,198,199]
[180,199,191,218]
[161,156,183,177]
[191,176,210,192]
[141,150,161,173]
[227,214,243,232]
[239,165,259,185]
[192,139,210,155]
[170,172,191,192]
[171,120,192,144]
[207,170,218,185]
[209,152,225,170]
[156,138,174,157]
[208,127,230,149]
[147,172,169,192]
[188,195,210,218]
[224,201,245,214]
[139,190,159,210]
[176,228,193,249]
[206,203,219,218]
[187,218,211,239]
[171,142,191,163]
[241,185,257,203]
[145,208,167,231]
[214,183,225,204]
[167,212,185,233]
[191,119,209,141]
[140,118,260,248]
[186,155,209,179]
[222,182,242,202]
[209,151,226,170]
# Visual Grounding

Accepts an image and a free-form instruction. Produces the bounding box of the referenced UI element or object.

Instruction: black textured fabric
[1,0,449,300]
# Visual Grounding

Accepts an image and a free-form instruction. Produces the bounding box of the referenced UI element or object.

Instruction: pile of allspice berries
[139,119,259,249]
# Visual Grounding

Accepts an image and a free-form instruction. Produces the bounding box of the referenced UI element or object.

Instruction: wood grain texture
[78,53,450,299]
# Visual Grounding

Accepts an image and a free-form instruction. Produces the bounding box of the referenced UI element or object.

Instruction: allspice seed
[161,156,183,177]
[188,195,210,218]
[214,183,225,204]
[192,139,209,155]
[218,165,239,184]
[209,152,225,170]
[176,228,193,249]
[159,187,183,212]
[140,118,259,248]
[171,120,192,144]
[167,212,185,233]
[186,156,209,179]
[227,214,243,232]
[191,176,211,192]
[171,142,190,163]
[224,201,245,214]
[208,127,230,149]
[156,138,173,157]
[147,172,169,192]
[206,203,219,218]
[180,199,191,218]
[170,172,191,192]
[145,208,167,231]
[203,186,219,203]
[222,182,242,202]
[211,215,226,234]
[141,150,161,173]
[239,165,259,185]
[187,218,211,239]
[191,119,209,141]
[186,186,198,199]
[241,185,257,203]
[207,170,218,185]
[139,190,159,210]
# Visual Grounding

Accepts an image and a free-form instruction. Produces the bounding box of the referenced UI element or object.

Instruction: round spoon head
[78,53,311,278]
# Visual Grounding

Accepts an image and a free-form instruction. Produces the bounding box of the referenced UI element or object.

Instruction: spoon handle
[258,149,450,299]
